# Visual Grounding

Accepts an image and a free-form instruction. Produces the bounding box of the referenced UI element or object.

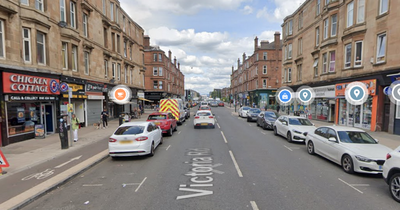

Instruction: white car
[109,121,163,158]
[194,110,215,128]
[273,116,316,143]
[305,126,392,174]
[238,106,251,118]
[382,145,400,203]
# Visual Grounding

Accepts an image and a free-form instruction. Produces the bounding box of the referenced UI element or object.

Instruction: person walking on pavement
[277,104,280,113]
[71,114,80,142]
[101,108,109,129]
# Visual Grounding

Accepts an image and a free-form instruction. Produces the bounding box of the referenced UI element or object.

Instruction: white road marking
[178,131,181,134]
[123,183,140,186]
[221,131,228,143]
[284,145,293,151]
[135,177,147,192]
[217,123,220,128]
[338,178,363,194]
[211,163,224,174]
[261,132,266,135]
[250,201,260,210]
[229,150,243,177]
[166,145,171,150]
[82,184,103,187]
[249,124,252,126]
[55,155,82,168]
[351,184,370,187]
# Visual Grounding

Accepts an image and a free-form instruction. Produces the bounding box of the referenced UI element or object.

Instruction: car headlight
[355,155,373,162]
[293,129,302,134]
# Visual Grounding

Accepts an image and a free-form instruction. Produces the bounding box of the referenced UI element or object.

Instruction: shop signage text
[3,72,60,94]
[86,82,108,92]
[8,95,59,101]
[313,85,336,98]
[335,79,376,96]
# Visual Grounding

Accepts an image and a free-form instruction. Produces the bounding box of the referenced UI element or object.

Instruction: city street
[23,107,398,210]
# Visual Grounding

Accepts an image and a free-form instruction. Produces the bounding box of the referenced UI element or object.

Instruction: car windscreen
[265,112,277,118]
[337,131,377,144]
[148,115,167,120]
[197,112,211,116]
[288,118,313,125]
[249,109,261,113]
[114,126,145,135]
[242,107,250,110]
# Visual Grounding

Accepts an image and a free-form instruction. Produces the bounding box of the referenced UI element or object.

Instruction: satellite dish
[58,21,67,28]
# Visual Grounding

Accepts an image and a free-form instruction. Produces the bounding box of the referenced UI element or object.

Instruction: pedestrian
[264,104,268,111]
[139,104,143,114]
[101,108,109,129]
[277,104,280,113]
[71,114,80,142]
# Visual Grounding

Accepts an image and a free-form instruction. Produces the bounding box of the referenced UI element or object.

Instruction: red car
[218,101,224,107]
[146,112,177,136]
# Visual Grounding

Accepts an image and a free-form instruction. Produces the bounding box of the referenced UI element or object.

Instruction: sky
[120,0,304,95]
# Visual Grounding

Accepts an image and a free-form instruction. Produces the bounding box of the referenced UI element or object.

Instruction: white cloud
[241,5,253,15]
[256,0,304,23]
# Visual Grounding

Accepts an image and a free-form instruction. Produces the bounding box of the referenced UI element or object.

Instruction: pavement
[225,104,400,149]
[0,110,152,210]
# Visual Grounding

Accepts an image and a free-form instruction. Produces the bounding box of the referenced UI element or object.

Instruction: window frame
[379,0,388,15]
[102,0,106,15]
[316,27,320,46]
[288,68,292,82]
[329,51,336,72]
[35,0,44,12]
[83,13,88,37]
[263,52,267,60]
[314,59,319,77]
[316,0,321,16]
[117,63,121,80]
[345,43,352,68]
[347,1,354,28]
[158,53,162,62]
[357,0,365,23]
[263,79,267,88]
[21,0,29,5]
[70,1,76,29]
[298,38,303,55]
[72,45,78,71]
[22,27,31,62]
[323,53,328,73]
[331,14,337,37]
[110,2,114,21]
[129,43,132,60]
[354,41,363,67]
[84,51,89,75]
[288,43,292,59]
[36,31,46,65]
[323,18,329,40]
[104,60,108,78]
[159,67,163,76]
[124,65,127,83]
[376,33,386,63]
[62,42,68,70]
[123,41,127,57]
[159,81,163,90]
[153,80,158,89]
[153,67,158,76]
[60,0,66,22]
[112,62,116,78]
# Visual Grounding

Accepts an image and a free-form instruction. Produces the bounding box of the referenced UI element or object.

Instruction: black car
[247,108,261,122]
[256,111,280,130]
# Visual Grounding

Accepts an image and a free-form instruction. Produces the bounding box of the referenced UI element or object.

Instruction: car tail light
[209,116,214,118]
[386,153,392,160]
[195,116,200,119]
[109,138,117,142]
[135,136,148,141]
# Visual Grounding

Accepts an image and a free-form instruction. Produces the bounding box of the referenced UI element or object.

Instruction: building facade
[231,32,282,109]
[281,0,400,134]
[143,36,185,105]
[0,0,145,146]
[221,87,230,101]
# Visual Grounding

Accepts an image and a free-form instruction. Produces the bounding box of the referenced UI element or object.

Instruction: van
[159,98,186,125]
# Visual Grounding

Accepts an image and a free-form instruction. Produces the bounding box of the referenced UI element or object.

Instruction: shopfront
[336,79,377,131]
[60,76,87,127]
[1,72,60,145]
[309,85,336,122]
[251,89,277,109]
[86,81,107,125]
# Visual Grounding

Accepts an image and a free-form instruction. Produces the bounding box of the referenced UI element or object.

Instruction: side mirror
[303,132,308,136]
[282,121,288,126]
[328,137,337,142]
[375,138,379,143]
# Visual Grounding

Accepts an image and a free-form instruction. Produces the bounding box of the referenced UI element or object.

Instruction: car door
[275,116,284,135]
[312,127,330,157]
[147,123,156,144]
[322,128,341,163]
[280,117,289,135]
[258,112,264,126]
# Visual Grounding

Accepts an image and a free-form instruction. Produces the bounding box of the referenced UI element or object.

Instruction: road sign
[0,149,10,167]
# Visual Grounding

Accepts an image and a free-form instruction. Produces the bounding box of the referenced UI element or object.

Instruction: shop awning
[139,98,154,102]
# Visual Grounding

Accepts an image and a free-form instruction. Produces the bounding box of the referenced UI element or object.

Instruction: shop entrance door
[42,104,54,134]
[354,105,362,128]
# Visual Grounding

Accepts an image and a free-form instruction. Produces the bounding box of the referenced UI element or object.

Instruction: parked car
[184,107,191,119]
[194,110,215,129]
[218,101,225,107]
[199,105,211,111]
[238,106,251,118]
[383,145,400,202]
[146,112,177,136]
[257,111,280,130]
[210,101,219,107]
[246,108,261,122]
[109,121,163,158]
[274,116,316,143]
[305,126,392,174]
[200,101,208,107]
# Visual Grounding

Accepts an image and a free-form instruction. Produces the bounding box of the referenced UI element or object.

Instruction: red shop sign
[2,72,60,95]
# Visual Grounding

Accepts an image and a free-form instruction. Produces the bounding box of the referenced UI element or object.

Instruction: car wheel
[148,142,155,157]
[273,126,278,136]
[287,132,293,143]
[389,173,400,203]
[247,118,250,122]
[194,125,197,129]
[160,136,164,145]
[307,141,315,155]
[256,121,259,127]
[341,155,354,174]
[174,125,177,131]
[262,122,267,130]
[169,127,173,136]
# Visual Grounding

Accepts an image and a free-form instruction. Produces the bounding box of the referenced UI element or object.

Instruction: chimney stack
[178,62,180,70]
[144,35,150,48]
[254,36,258,52]
[169,50,172,61]
[174,56,177,67]
[274,31,281,50]
[237,58,240,68]
[242,53,246,63]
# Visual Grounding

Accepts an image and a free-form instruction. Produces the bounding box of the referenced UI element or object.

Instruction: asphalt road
[23,106,399,210]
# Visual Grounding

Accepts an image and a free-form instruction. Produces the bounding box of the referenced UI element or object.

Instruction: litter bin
[58,116,69,149]
[119,113,126,126]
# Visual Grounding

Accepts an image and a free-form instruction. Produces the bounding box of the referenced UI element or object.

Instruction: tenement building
[0,0,146,146]
[231,32,282,109]
[281,0,400,134]
[143,36,185,104]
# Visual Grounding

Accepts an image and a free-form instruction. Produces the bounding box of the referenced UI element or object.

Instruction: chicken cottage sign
[2,72,60,95]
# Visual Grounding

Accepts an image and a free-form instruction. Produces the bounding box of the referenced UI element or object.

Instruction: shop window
[396,102,400,119]
[7,102,40,136]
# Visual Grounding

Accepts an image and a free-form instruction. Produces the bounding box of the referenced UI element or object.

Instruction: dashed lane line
[135,177,147,192]
[217,123,221,128]
[166,145,171,150]
[261,132,266,135]
[221,131,228,143]
[284,145,293,151]
[229,150,243,177]
[82,184,103,187]
[250,201,260,210]
[338,178,364,194]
